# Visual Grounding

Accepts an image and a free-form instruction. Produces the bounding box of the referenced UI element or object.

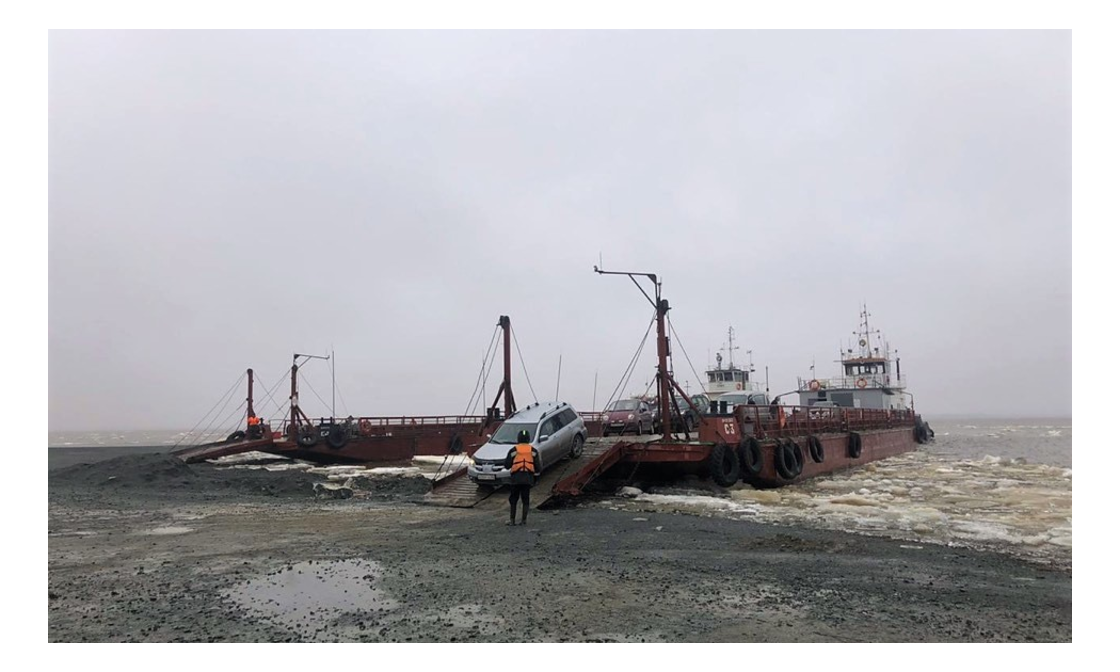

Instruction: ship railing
[734,404,916,440]
[307,415,490,429]
[797,374,906,391]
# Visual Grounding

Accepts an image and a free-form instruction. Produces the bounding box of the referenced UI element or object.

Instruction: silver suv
[468,401,587,485]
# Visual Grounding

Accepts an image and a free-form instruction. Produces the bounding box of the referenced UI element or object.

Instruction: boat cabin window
[845,362,887,376]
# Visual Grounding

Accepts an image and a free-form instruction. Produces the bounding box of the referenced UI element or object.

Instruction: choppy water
[48,429,230,449]
[601,418,1073,568]
[923,417,1072,468]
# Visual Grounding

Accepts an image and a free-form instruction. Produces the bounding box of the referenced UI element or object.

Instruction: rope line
[511,327,538,404]
[174,371,246,449]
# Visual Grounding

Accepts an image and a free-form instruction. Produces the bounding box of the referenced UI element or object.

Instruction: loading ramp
[422,437,631,510]
[171,437,290,464]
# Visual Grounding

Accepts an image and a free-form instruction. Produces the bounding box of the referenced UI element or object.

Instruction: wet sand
[47,451,1072,643]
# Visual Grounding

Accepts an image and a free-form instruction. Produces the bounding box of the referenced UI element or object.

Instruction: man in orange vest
[503,429,541,526]
[247,414,262,439]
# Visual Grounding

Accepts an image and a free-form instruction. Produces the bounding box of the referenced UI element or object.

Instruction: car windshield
[490,422,537,445]
[607,400,639,411]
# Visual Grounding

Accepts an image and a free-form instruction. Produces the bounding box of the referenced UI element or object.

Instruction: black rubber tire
[685,415,695,432]
[448,434,464,455]
[925,421,934,440]
[708,443,741,487]
[569,434,585,459]
[914,424,926,444]
[738,437,763,478]
[226,430,246,443]
[775,441,797,481]
[848,432,862,458]
[807,435,825,463]
[298,428,318,448]
[326,425,348,450]
[788,440,805,477]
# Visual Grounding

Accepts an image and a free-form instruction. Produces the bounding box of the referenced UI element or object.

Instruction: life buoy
[808,379,821,392]
[735,382,742,390]
[856,378,868,389]
[359,419,374,436]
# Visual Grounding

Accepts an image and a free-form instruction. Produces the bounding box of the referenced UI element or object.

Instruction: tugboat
[704,327,762,398]
[553,268,934,492]
[796,305,912,412]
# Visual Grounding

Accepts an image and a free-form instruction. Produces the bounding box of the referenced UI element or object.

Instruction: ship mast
[594,266,671,434]
[852,303,881,359]
[594,265,705,437]
[724,327,739,369]
[289,352,329,436]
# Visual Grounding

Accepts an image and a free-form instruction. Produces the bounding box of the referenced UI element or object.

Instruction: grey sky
[48,30,1071,431]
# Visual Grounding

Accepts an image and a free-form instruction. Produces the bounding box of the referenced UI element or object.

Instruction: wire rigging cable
[175,371,247,449]
[511,327,538,404]
[602,312,656,413]
[667,317,708,399]
[462,324,501,417]
[298,372,334,418]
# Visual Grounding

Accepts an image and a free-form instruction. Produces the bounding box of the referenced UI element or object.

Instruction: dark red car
[601,398,654,436]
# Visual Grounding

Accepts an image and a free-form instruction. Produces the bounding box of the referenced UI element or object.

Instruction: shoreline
[48,452,1072,643]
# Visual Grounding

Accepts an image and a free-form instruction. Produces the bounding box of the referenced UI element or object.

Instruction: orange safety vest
[511,443,535,473]
[248,416,260,426]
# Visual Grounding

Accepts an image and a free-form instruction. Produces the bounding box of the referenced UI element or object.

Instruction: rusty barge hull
[596,426,917,488]
[175,417,494,465]
[275,422,488,464]
[746,425,915,487]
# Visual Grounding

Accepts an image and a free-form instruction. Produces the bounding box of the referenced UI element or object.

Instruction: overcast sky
[47,30,1071,431]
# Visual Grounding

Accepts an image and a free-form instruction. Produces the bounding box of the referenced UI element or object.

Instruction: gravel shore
[47,451,1072,643]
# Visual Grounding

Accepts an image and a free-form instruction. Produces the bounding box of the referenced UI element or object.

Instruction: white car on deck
[467,402,587,486]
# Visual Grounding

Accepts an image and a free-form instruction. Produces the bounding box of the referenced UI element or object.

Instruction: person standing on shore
[503,430,541,526]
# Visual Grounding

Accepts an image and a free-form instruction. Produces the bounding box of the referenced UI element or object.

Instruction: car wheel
[569,435,584,459]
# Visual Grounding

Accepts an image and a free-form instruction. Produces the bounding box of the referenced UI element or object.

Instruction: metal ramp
[422,437,630,510]
[423,467,500,508]
[537,437,628,507]
[171,437,289,464]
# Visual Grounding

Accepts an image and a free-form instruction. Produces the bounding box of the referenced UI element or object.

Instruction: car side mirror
[486,433,492,439]
[539,434,550,442]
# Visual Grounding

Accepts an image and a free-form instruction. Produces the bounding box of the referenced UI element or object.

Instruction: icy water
[49,418,1072,567]
[603,418,1073,569]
